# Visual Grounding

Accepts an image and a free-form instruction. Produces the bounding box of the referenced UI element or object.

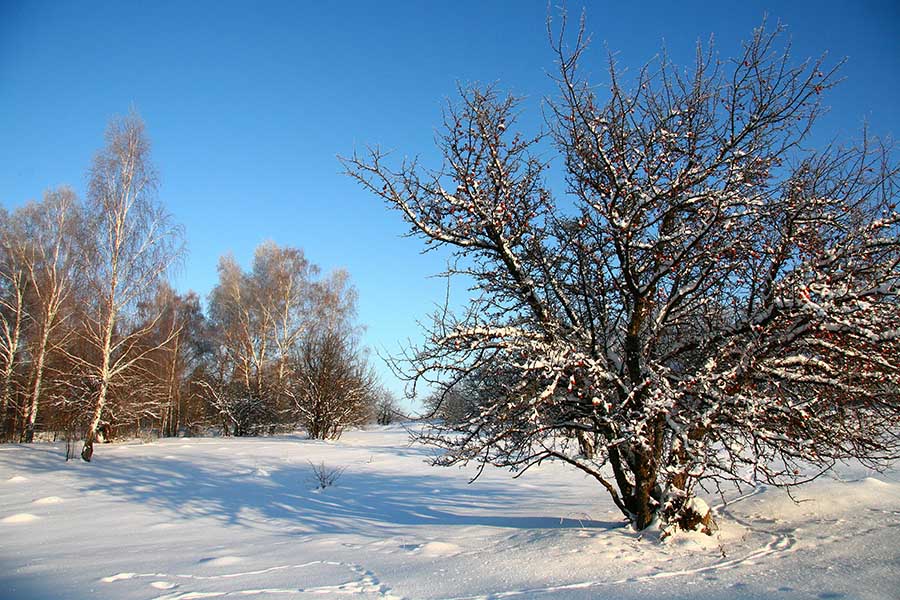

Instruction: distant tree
[374,386,401,425]
[289,328,375,439]
[116,283,210,438]
[345,20,900,532]
[423,388,468,425]
[159,289,210,437]
[287,268,374,439]
[78,114,184,460]
[423,365,512,426]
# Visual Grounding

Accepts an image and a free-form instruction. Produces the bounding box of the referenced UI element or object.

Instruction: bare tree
[344,20,900,532]
[252,242,318,402]
[423,366,497,426]
[0,209,28,438]
[290,329,375,440]
[150,284,184,437]
[208,254,262,420]
[156,288,208,437]
[18,188,83,442]
[374,386,401,425]
[287,268,373,439]
[78,113,184,460]
[106,283,201,438]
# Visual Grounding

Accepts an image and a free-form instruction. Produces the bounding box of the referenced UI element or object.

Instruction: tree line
[0,114,392,459]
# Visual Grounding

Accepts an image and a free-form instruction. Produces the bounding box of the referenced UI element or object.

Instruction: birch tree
[206,245,316,434]
[152,287,208,437]
[79,114,184,461]
[18,188,83,442]
[0,209,28,438]
[344,20,900,532]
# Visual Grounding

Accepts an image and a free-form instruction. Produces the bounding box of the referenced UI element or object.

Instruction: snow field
[1,425,898,599]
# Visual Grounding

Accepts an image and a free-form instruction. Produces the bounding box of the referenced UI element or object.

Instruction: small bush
[308,461,346,489]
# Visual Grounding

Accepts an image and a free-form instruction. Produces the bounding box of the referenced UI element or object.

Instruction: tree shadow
[0,441,619,536]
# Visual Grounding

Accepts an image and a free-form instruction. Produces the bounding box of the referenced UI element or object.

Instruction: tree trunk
[82,370,110,462]
[628,460,660,530]
[1,322,22,440]
[0,367,13,439]
[24,329,50,443]
[81,381,108,461]
[167,335,181,437]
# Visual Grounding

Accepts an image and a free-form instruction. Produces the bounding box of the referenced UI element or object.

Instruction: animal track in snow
[100,560,406,599]
[151,581,178,590]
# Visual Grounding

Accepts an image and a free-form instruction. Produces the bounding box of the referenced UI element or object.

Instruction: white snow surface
[1,424,898,599]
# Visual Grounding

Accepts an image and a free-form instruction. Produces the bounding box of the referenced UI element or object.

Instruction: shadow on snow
[0,440,620,536]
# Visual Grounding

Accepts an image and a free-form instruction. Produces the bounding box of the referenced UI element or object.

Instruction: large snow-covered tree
[344,21,900,532]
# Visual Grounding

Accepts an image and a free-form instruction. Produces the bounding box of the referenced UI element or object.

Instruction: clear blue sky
[2,1,898,405]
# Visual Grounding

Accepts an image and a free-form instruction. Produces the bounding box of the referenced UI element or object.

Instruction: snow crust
[0,425,898,599]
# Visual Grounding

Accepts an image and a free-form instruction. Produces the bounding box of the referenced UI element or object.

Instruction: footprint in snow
[198,556,243,566]
[6,475,27,483]
[150,581,177,590]
[402,541,461,557]
[33,496,64,505]
[2,513,39,524]
[861,477,888,487]
[101,573,136,583]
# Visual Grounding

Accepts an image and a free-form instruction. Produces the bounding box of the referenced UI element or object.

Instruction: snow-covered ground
[1,425,898,599]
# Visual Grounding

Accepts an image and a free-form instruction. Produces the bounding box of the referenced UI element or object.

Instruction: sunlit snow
[1,425,897,599]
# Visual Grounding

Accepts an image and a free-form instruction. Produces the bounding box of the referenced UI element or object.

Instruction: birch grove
[203,243,374,438]
[1,113,378,452]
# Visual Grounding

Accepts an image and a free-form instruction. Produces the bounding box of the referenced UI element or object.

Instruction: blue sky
[2,1,898,404]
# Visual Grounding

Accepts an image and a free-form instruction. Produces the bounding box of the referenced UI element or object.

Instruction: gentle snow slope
[1,425,898,599]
